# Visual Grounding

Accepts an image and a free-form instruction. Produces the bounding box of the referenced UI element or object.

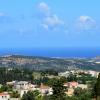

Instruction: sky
[0,0,100,49]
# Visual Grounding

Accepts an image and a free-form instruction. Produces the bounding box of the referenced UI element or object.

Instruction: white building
[13,81,37,97]
[14,81,30,90]
[88,70,99,77]
[19,89,28,98]
[39,83,53,95]
[58,71,70,77]
[0,92,10,100]
[78,84,87,89]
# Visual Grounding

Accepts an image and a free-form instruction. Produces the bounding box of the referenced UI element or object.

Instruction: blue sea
[0,48,100,58]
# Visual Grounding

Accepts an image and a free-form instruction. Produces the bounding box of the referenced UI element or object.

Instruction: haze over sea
[0,48,100,58]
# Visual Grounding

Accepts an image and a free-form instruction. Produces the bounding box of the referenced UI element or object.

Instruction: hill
[0,55,100,71]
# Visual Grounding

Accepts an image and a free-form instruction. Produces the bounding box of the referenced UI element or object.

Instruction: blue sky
[0,0,100,49]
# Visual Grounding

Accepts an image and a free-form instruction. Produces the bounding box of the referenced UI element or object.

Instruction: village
[0,69,99,100]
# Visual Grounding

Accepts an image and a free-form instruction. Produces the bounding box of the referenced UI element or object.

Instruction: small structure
[19,89,28,98]
[0,92,10,100]
[78,84,87,89]
[67,81,78,88]
[88,70,99,77]
[39,83,53,95]
[14,81,30,90]
[58,71,70,78]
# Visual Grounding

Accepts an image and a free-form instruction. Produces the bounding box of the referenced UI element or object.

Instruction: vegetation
[21,90,44,100]
[0,55,100,72]
[10,91,20,98]
[0,85,13,92]
[0,67,33,84]
[48,78,67,100]
[67,73,97,84]
[93,73,100,100]
[21,91,35,100]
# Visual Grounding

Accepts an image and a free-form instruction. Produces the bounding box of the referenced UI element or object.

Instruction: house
[78,84,87,89]
[39,83,53,95]
[6,81,16,86]
[13,81,37,97]
[88,70,99,77]
[14,81,30,90]
[19,89,28,98]
[0,92,10,100]
[58,71,70,77]
[67,81,78,88]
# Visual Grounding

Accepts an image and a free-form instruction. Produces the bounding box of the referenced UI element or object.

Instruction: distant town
[0,55,100,100]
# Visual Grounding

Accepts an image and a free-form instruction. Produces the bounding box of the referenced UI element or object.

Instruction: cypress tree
[95,73,100,100]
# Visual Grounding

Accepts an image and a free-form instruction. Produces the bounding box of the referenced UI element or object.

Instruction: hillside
[0,55,100,71]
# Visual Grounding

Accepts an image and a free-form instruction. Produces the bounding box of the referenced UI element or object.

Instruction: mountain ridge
[0,55,100,71]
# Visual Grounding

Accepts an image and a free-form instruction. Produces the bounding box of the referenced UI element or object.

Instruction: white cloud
[43,15,64,28]
[38,2,50,16]
[76,15,96,31]
[42,15,65,31]
[38,2,66,31]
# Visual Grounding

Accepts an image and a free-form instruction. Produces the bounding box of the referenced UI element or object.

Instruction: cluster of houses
[0,81,53,100]
[0,80,88,99]
[64,81,88,96]
[58,69,100,96]
[58,70,100,78]
[0,70,99,100]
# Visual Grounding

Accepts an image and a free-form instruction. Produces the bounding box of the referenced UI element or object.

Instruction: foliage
[93,73,100,100]
[21,90,43,100]
[49,78,67,100]
[67,74,77,82]
[74,88,92,100]
[10,91,20,98]
[21,91,35,100]
[0,68,33,84]
[0,85,13,92]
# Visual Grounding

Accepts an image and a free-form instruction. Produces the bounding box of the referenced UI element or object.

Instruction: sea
[0,48,100,58]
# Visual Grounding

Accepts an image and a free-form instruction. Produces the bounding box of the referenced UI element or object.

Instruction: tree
[0,85,13,93]
[21,90,42,100]
[94,73,100,100]
[74,88,91,100]
[67,74,77,82]
[21,91,35,100]
[60,77,67,83]
[49,78,67,100]
[10,91,20,98]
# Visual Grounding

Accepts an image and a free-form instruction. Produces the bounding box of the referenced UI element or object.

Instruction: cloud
[76,16,96,31]
[42,15,64,30]
[38,2,50,16]
[38,2,66,31]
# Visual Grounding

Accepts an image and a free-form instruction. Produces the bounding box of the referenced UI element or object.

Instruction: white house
[58,71,70,77]
[0,92,10,100]
[78,84,87,89]
[19,89,28,98]
[88,70,99,77]
[14,81,30,90]
[13,81,38,97]
[39,83,53,95]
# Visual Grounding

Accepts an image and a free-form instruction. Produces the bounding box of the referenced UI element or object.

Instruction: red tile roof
[0,93,9,96]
